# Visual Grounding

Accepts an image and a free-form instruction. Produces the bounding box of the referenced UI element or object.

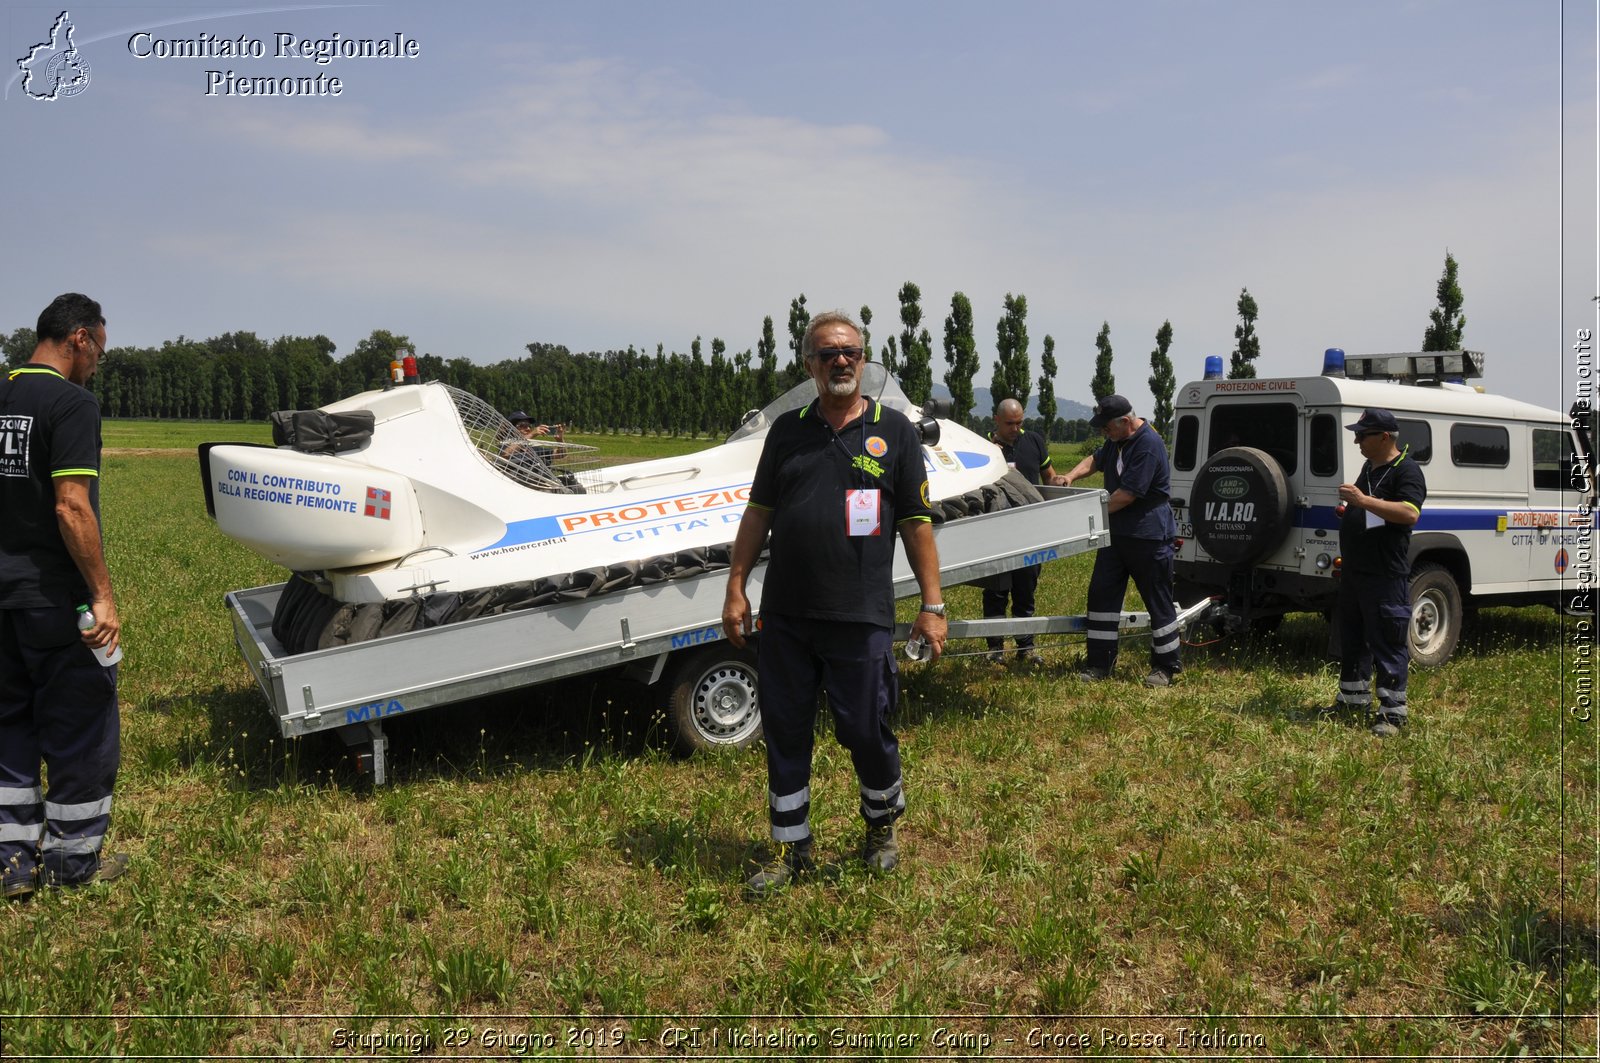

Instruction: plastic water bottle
[76,606,122,667]
[904,634,930,661]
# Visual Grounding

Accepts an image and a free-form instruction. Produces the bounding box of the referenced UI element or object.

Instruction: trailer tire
[1408,563,1462,668]
[668,645,763,754]
[1190,446,1293,566]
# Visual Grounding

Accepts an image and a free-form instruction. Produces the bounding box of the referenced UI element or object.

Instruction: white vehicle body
[200,365,1011,605]
[1168,351,1595,665]
[201,366,1115,765]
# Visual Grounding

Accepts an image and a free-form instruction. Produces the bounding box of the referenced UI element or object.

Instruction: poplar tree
[1148,320,1176,439]
[942,292,980,425]
[859,305,874,362]
[897,282,934,405]
[1230,288,1260,379]
[1422,251,1466,351]
[756,315,778,403]
[1036,334,1058,435]
[784,294,810,389]
[990,293,1030,408]
[1090,322,1116,399]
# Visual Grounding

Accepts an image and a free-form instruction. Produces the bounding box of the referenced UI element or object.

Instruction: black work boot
[862,823,899,874]
[745,840,814,896]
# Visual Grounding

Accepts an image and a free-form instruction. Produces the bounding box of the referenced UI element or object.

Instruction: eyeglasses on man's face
[811,346,864,362]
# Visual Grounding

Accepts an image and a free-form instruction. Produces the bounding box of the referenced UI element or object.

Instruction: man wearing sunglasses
[1329,408,1426,737]
[723,310,946,893]
[0,293,127,898]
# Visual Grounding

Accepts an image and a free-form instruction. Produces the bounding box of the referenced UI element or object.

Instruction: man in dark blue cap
[1055,394,1180,686]
[1329,407,1426,737]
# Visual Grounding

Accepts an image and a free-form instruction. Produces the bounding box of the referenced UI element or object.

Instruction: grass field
[0,422,1594,1059]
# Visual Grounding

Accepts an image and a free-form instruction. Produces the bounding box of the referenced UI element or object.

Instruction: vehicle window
[1532,428,1579,492]
[1309,414,1338,476]
[1207,402,1297,474]
[1451,422,1509,468]
[1174,415,1198,470]
[1395,418,1432,463]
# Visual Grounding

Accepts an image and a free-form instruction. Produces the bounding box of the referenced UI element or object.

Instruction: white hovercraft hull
[204,366,1012,605]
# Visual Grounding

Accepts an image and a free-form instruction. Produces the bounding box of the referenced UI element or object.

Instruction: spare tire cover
[1190,446,1292,566]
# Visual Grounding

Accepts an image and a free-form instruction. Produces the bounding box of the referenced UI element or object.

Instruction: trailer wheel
[667,646,763,754]
[1409,563,1462,668]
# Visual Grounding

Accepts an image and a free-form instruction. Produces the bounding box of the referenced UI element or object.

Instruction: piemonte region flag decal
[364,486,392,520]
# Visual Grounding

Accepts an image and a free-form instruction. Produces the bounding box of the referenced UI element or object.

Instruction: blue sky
[3,1,1594,414]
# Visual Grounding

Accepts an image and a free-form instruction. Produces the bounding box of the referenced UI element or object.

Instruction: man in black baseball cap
[1345,408,1399,435]
[1055,394,1181,686]
[1328,406,1426,737]
[1088,394,1133,430]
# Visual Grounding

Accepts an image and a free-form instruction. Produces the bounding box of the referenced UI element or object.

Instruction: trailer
[226,485,1114,783]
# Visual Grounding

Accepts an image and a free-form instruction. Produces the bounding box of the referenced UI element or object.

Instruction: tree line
[0,254,1463,441]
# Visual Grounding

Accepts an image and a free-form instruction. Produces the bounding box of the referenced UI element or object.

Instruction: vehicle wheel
[1189,446,1294,566]
[667,645,763,754]
[1408,563,1462,668]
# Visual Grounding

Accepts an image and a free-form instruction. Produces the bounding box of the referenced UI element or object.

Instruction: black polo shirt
[1340,449,1427,577]
[993,429,1053,486]
[749,397,933,627]
[0,365,102,607]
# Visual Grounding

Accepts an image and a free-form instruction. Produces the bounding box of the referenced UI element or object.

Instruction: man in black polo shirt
[0,293,126,898]
[1329,408,1427,737]
[983,397,1054,664]
[722,310,947,894]
[1055,394,1180,686]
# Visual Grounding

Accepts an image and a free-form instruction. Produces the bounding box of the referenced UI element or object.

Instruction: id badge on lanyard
[846,489,881,536]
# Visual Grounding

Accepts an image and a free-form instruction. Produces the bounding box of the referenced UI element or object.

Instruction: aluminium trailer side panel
[226,487,1107,740]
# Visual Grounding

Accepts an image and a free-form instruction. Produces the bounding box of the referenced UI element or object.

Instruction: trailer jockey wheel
[1190,446,1293,567]
[667,645,764,755]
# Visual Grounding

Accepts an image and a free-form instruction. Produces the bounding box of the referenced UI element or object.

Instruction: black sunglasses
[810,346,864,362]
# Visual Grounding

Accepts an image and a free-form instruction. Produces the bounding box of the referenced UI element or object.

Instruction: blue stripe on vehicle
[1292,507,1597,531]
[479,515,565,550]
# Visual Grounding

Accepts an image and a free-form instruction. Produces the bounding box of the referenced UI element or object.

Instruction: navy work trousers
[1335,572,1410,722]
[982,564,1041,653]
[1084,536,1181,676]
[756,613,904,845]
[0,606,120,888]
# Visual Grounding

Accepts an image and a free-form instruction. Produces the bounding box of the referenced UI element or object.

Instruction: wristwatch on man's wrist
[919,602,947,616]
